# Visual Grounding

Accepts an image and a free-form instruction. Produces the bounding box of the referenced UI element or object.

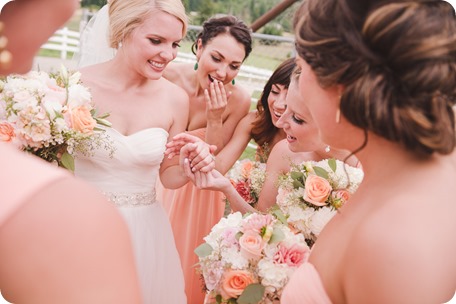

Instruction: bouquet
[195,212,310,304]
[226,159,266,207]
[274,158,364,246]
[0,66,112,171]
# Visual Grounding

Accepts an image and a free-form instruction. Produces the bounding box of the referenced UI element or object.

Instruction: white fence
[41,27,80,60]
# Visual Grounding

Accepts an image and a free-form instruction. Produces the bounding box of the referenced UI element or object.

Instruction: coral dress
[0,144,66,226]
[157,129,225,304]
[75,128,186,304]
[281,262,332,304]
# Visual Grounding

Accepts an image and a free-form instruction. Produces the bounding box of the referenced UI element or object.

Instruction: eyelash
[211,56,240,71]
[292,115,304,125]
[148,38,181,48]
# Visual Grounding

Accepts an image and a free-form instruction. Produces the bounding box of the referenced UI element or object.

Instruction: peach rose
[241,161,253,178]
[0,122,15,142]
[331,189,351,208]
[220,270,255,300]
[239,230,266,261]
[67,106,96,134]
[304,174,332,206]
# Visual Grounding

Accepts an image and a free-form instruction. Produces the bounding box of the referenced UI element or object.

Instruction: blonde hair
[108,0,188,48]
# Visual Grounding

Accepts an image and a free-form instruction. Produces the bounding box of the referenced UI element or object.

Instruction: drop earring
[325,145,331,153]
[231,78,236,85]
[335,108,341,124]
[193,62,198,71]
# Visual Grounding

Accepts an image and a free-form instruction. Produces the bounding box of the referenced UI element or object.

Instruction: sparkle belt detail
[103,191,157,207]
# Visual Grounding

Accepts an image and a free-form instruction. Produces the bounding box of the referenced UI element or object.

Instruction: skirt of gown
[118,202,187,304]
[157,182,225,304]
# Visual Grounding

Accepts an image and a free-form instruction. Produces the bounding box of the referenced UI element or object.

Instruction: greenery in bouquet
[0,66,113,171]
[273,158,364,246]
[226,159,266,208]
[195,212,310,304]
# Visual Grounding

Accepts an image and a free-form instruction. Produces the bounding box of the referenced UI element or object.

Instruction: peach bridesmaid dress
[157,129,225,304]
[281,262,332,304]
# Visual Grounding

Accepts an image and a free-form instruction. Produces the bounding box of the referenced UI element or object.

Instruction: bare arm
[0,177,142,303]
[0,0,79,75]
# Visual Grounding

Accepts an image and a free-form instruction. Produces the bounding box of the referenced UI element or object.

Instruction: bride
[74,0,214,303]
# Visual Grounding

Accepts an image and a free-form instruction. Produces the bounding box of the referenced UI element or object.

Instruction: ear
[195,38,203,58]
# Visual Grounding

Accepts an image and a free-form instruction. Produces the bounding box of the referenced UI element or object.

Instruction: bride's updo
[294,0,456,155]
[108,0,188,49]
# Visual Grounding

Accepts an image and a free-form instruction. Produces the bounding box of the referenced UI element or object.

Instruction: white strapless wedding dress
[75,127,186,304]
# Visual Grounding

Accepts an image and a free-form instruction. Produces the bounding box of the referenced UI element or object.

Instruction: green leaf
[215,294,222,304]
[328,158,337,172]
[237,284,265,304]
[194,243,213,258]
[269,226,285,244]
[313,166,329,179]
[60,152,74,172]
[271,207,287,225]
[290,171,304,180]
[292,179,304,189]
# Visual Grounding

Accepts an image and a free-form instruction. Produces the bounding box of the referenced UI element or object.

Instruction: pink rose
[242,213,274,234]
[0,122,15,142]
[304,174,332,206]
[331,189,351,208]
[274,243,309,267]
[239,230,266,261]
[66,106,96,134]
[220,270,255,300]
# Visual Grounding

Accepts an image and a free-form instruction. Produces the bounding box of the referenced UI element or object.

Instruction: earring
[231,78,235,85]
[0,22,12,69]
[335,108,341,124]
[325,145,331,153]
[194,62,198,71]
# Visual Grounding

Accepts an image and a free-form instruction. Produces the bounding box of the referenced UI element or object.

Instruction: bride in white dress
[74,1,215,302]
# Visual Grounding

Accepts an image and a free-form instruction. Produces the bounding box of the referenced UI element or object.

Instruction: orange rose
[0,122,15,142]
[241,161,253,178]
[304,174,332,206]
[67,106,96,134]
[220,270,255,300]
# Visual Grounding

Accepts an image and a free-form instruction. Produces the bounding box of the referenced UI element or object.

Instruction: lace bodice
[74,128,168,205]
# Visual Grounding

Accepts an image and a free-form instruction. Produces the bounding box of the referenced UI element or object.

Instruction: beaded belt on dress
[103,191,157,207]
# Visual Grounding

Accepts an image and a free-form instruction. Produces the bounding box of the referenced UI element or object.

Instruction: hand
[179,141,217,173]
[165,133,202,159]
[205,80,230,122]
[182,159,230,191]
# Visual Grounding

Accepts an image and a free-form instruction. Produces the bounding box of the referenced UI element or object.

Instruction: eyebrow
[212,50,242,64]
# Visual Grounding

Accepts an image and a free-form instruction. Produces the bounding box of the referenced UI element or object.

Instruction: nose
[274,90,288,111]
[215,65,228,80]
[160,46,176,61]
[276,108,290,129]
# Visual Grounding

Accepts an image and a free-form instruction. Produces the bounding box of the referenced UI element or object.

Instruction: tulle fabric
[74,128,186,303]
[281,263,332,304]
[74,4,116,68]
[157,128,226,304]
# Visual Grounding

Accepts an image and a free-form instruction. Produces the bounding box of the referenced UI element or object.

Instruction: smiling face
[195,33,246,88]
[276,74,322,152]
[122,10,184,79]
[268,83,287,127]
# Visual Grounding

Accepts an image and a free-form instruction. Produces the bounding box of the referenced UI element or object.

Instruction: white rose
[309,207,336,237]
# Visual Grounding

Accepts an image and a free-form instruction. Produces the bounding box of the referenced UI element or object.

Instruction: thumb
[209,145,218,154]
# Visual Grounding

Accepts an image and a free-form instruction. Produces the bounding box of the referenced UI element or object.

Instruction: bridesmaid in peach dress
[157,16,253,303]
[282,0,456,303]
[0,1,141,301]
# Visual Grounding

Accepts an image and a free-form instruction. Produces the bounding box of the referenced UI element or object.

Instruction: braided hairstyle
[294,0,456,155]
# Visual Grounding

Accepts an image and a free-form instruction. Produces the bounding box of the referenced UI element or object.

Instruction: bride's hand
[182,159,230,191]
[165,133,202,159]
[179,141,217,173]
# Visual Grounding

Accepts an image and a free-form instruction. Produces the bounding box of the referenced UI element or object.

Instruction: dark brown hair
[191,15,252,60]
[251,58,297,149]
[294,0,456,155]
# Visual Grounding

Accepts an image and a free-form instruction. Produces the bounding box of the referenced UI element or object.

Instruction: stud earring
[335,108,341,124]
[231,78,235,85]
[0,22,12,69]
[325,145,331,153]
[193,62,198,71]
